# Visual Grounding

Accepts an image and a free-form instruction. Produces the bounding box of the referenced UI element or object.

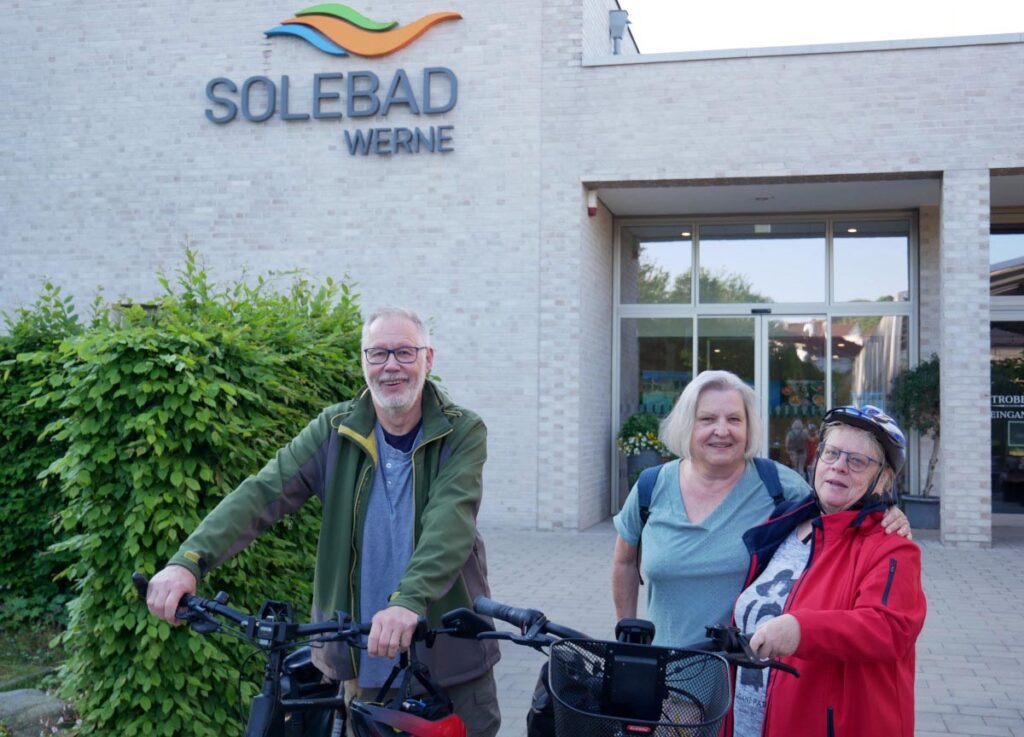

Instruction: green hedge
[32,253,364,736]
[0,283,87,623]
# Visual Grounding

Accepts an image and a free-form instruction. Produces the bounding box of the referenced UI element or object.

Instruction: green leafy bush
[0,283,88,624]
[34,252,363,736]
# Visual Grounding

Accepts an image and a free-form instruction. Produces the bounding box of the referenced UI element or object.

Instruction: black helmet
[820,405,906,474]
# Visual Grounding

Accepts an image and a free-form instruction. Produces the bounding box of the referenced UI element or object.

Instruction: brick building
[3,1,1022,544]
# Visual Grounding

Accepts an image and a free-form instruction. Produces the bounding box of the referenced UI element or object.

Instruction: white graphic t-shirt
[732,530,811,737]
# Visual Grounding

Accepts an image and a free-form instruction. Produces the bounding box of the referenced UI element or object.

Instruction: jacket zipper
[349,462,374,678]
[409,428,453,549]
[882,558,897,605]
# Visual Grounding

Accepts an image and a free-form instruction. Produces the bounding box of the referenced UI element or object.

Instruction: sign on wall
[204,3,462,156]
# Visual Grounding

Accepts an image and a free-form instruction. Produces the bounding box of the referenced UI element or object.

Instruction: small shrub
[0,283,89,624]
[37,251,364,737]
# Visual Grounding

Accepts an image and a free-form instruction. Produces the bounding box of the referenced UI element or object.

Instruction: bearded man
[145,306,501,736]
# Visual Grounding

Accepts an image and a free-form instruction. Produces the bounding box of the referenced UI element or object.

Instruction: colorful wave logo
[265,3,462,57]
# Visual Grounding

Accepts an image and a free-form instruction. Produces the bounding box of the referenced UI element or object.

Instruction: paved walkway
[479,521,1024,737]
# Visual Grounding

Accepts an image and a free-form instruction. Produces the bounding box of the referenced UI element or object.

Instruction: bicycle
[130,573,493,737]
[472,596,798,737]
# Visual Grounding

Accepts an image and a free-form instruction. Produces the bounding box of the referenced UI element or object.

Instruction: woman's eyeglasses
[817,444,881,473]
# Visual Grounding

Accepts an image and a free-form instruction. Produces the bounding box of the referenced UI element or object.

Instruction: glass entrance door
[696,314,826,470]
[765,316,827,479]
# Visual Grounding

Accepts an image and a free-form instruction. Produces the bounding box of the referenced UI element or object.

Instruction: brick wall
[938,170,992,546]
[3,1,1023,534]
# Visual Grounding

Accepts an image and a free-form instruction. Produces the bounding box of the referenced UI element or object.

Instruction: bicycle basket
[548,639,730,737]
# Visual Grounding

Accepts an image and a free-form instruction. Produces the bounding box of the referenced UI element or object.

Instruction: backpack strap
[752,457,785,507]
[634,464,662,586]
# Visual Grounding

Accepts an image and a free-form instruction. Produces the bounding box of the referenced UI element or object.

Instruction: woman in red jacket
[732,406,926,737]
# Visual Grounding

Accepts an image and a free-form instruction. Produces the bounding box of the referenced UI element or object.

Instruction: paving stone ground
[479,521,1024,737]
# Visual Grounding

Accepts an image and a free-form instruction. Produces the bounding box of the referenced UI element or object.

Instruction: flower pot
[902,495,939,530]
[627,449,662,483]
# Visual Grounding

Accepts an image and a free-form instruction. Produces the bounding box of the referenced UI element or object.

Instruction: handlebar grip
[473,596,543,629]
[131,572,149,600]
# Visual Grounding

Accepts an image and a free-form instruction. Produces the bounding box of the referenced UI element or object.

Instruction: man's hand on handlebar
[368,605,419,659]
[146,565,198,625]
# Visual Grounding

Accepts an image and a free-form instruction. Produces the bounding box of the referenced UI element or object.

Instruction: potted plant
[617,412,670,484]
[890,355,940,528]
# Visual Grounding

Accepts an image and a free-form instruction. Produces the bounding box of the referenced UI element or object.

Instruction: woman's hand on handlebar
[368,605,420,659]
[146,565,198,625]
[749,614,801,659]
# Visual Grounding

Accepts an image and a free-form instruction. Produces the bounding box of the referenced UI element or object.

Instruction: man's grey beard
[368,371,426,413]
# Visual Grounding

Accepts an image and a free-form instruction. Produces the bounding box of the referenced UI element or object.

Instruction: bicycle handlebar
[473,596,587,642]
[472,594,798,677]
[131,572,372,646]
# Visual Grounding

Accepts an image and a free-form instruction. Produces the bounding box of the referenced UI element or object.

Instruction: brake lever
[182,609,220,634]
[706,624,800,677]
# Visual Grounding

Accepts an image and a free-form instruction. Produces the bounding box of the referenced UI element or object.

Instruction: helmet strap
[812,464,889,514]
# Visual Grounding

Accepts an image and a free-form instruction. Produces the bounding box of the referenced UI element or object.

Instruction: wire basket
[548,639,730,737]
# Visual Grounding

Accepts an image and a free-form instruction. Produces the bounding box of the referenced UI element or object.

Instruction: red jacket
[736,498,926,737]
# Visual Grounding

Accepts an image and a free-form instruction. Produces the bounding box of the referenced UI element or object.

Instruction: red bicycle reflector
[625,725,654,734]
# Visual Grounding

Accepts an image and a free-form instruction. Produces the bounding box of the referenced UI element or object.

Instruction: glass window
[696,317,755,384]
[833,220,910,302]
[620,318,694,419]
[991,226,1024,296]
[620,225,693,304]
[698,222,826,303]
[991,321,1024,514]
[830,315,909,410]
[767,317,827,469]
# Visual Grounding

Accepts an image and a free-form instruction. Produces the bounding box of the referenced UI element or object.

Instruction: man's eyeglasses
[363,346,427,365]
[818,444,881,473]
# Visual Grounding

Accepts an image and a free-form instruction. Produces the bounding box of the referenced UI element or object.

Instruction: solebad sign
[204,4,461,155]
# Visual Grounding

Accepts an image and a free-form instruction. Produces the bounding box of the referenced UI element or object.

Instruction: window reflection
[990,227,1024,296]
[697,317,755,384]
[768,318,826,470]
[830,315,909,410]
[620,318,694,419]
[833,220,910,302]
[620,226,693,304]
[699,222,825,303]
[990,321,1024,514]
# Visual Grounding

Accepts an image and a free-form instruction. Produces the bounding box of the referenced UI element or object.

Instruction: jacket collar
[743,495,890,577]
[335,380,455,460]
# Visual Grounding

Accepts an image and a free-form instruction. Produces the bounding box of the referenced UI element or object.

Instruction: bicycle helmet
[820,405,907,473]
[348,699,467,737]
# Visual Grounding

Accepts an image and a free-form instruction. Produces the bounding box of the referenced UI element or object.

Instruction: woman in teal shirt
[611,370,909,647]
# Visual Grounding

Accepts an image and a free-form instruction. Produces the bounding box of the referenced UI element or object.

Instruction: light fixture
[609,10,630,55]
[832,354,840,359]
[837,342,845,348]
[847,228,858,234]
[713,348,721,353]
[681,231,691,237]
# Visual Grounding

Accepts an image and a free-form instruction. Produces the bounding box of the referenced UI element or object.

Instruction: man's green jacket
[168,381,500,685]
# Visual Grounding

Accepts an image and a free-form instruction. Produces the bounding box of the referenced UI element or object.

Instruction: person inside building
[610,370,911,648]
[144,306,501,737]
[785,418,809,479]
[732,406,925,737]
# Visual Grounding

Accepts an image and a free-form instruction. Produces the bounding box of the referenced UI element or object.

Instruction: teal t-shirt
[613,459,809,647]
